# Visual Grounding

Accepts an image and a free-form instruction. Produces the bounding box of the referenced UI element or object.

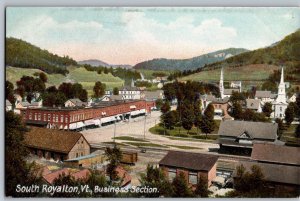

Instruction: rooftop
[218,120,278,140]
[159,151,218,172]
[24,127,87,153]
[233,161,300,186]
[251,143,300,166]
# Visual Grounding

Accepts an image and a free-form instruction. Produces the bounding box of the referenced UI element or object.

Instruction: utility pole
[143,114,146,140]
[113,118,116,144]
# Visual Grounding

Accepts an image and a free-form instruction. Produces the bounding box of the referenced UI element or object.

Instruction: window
[44,114,46,121]
[189,172,198,185]
[29,113,32,120]
[61,115,64,122]
[168,168,176,182]
[48,114,51,121]
[38,113,41,120]
[76,153,79,157]
[53,115,55,122]
[65,117,68,123]
[280,107,282,112]
[56,115,58,122]
[34,113,37,120]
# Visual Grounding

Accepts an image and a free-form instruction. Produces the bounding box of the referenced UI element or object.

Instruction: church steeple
[219,67,224,99]
[276,67,286,104]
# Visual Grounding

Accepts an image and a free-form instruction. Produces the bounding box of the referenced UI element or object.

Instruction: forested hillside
[133,48,248,71]
[6,37,77,75]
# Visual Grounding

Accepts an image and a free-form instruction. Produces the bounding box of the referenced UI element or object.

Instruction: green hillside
[6,66,124,95]
[133,48,248,71]
[179,29,300,84]
[6,37,77,75]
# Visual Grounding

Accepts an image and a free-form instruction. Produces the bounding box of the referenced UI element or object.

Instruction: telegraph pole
[113,117,116,144]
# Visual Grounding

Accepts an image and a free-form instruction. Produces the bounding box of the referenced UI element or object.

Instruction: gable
[238,131,252,139]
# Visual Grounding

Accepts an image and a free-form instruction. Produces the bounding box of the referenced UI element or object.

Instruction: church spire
[276,66,286,104]
[219,67,224,99]
[280,66,284,84]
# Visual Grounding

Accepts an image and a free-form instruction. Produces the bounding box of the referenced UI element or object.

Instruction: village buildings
[159,151,218,187]
[22,100,154,130]
[216,120,279,154]
[24,127,91,161]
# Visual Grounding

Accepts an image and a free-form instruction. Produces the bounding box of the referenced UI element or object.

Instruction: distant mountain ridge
[133,48,249,71]
[78,59,132,69]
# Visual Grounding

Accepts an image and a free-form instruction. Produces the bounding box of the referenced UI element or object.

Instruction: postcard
[5,7,300,198]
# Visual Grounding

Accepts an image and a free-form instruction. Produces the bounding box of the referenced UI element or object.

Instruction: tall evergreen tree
[93,81,106,98]
[172,172,194,197]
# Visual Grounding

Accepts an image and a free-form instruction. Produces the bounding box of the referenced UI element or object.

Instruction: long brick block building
[22,100,155,130]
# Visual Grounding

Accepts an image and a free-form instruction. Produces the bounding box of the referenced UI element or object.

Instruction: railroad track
[90,143,252,162]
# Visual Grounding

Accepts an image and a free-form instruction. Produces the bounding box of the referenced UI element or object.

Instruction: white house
[65,99,87,107]
[230,81,242,91]
[14,100,43,114]
[6,100,12,111]
[288,93,298,103]
[255,91,276,105]
[245,99,262,113]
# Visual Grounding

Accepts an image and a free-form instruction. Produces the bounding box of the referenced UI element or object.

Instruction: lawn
[124,142,168,148]
[149,120,220,137]
[180,64,279,82]
[166,144,203,150]
[113,136,148,142]
[6,66,125,94]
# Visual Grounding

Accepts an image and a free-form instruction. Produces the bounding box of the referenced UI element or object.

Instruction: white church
[271,67,288,119]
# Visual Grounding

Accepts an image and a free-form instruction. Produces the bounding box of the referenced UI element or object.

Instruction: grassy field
[180,64,279,82]
[6,66,124,94]
[149,121,220,142]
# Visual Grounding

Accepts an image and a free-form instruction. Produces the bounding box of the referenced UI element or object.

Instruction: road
[81,111,219,152]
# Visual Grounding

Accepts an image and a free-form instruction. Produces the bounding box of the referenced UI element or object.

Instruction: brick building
[24,127,90,161]
[22,100,155,130]
[159,151,218,187]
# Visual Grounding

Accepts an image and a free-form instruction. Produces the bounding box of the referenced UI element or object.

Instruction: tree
[200,104,216,138]
[105,146,122,183]
[93,81,106,98]
[39,72,48,83]
[172,172,194,197]
[295,124,300,138]
[233,164,268,197]
[139,165,174,197]
[58,82,73,99]
[231,102,243,120]
[163,111,178,130]
[275,118,285,139]
[5,81,16,104]
[181,100,195,133]
[160,101,171,114]
[113,87,119,95]
[194,176,210,197]
[52,173,80,197]
[155,99,163,110]
[285,104,295,126]
[229,91,246,105]
[5,112,42,197]
[262,102,273,117]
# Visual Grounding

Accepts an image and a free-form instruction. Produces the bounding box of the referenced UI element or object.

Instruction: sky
[6,7,300,65]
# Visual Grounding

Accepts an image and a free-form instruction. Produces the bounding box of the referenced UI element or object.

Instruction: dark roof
[224,89,239,95]
[159,151,218,171]
[202,95,229,104]
[245,99,261,110]
[24,127,88,153]
[251,143,300,166]
[233,161,300,186]
[26,120,48,126]
[218,120,278,140]
[255,91,274,98]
